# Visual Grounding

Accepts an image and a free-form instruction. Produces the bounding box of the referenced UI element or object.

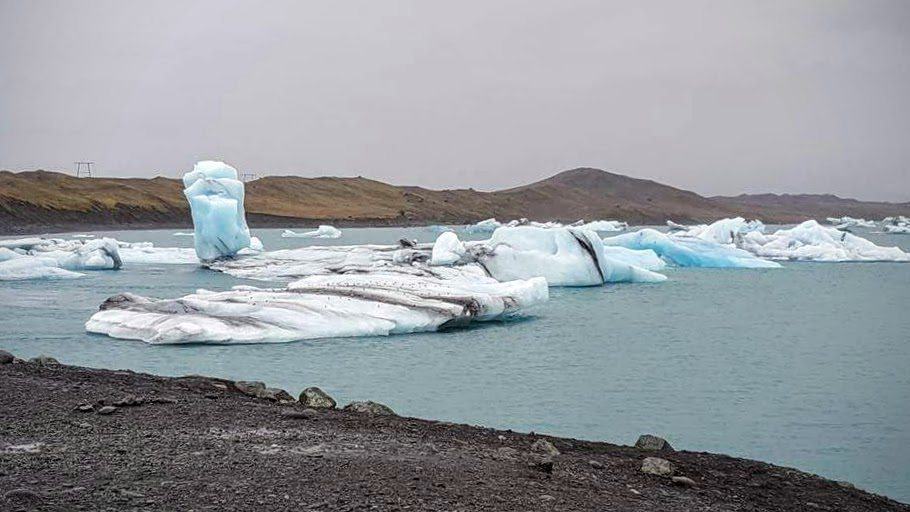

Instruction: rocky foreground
[0,352,906,512]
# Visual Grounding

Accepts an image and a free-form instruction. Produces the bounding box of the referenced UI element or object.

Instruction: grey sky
[1,1,908,201]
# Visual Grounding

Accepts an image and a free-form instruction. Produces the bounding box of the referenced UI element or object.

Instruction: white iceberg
[738,220,910,262]
[671,217,766,245]
[826,216,876,229]
[603,229,781,268]
[881,216,910,234]
[183,160,252,262]
[476,226,666,285]
[577,220,629,232]
[173,232,195,237]
[0,237,121,280]
[430,231,466,265]
[464,218,503,234]
[85,273,548,344]
[281,225,342,239]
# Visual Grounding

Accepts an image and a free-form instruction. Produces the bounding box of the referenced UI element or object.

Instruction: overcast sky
[1,1,908,200]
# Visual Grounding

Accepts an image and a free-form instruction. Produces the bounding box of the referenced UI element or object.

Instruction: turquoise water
[2,226,909,502]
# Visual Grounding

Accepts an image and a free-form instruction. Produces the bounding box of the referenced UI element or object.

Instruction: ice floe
[669,217,766,245]
[603,229,781,268]
[738,220,910,262]
[577,220,629,232]
[183,161,252,261]
[881,216,910,234]
[281,225,342,239]
[826,216,876,230]
[0,237,121,280]
[85,273,548,344]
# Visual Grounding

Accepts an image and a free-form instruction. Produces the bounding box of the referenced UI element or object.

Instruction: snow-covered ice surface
[577,220,628,232]
[281,225,342,239]
[739,220,910,262]
[0,237,122,280]
[464,218,503,234]
[603,229,781,269]
[183,161,252,261]
[85,273,548,344]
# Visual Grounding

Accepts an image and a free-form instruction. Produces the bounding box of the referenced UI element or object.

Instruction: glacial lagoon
[1,226,909,500]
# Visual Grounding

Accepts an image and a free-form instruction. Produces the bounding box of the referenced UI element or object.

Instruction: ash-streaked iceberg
[603,229,781,268]
[183,161,252,262]
[281,225,342,239]
[739,220,910,262]
[670,217,766,244]
[85,273,548,344]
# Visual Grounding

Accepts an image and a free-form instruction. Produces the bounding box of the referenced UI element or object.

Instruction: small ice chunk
[577,220,629,232]
[281,225,342,239]
[430,231,466,265]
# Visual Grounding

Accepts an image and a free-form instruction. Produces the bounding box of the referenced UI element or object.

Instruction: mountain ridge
[1,167,907,235]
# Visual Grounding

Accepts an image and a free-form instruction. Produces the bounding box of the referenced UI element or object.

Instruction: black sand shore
[1,353,906,512]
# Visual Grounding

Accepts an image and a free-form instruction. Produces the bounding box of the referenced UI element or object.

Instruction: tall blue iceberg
[183,161,252,262]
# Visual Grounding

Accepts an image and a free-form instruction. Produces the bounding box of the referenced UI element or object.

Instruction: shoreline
[1,351,906,511]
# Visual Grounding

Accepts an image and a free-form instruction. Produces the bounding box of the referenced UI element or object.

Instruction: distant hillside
[1,168,907,235]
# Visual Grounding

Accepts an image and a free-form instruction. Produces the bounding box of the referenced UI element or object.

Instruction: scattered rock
[114,395,144,407]
[3,488,41,503]
[282,408,319,420]
[76,404,94,412]
[641,457,675,477]
[539,494,555,501]
[589,460,605,469]
[528,456,554,474]
[96,406,117,415]
[672,476,696,487]
[837,481,856,490]
[344,401,396,416]
[299,387,336,409]
[29,355,60,366]
[494,447,519,460]
[531,438,560,457]
[0,349,13,364]
[234,381,294,402]
[635,434,674,452]
[149,397,178,404]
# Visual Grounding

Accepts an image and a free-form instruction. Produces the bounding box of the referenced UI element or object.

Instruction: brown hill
[1,168,907,235]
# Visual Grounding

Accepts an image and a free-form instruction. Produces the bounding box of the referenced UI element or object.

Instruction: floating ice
[281,225,342,239]
[0,237,120,280]
[430,231,466,265]
[118,242,199,265]
[738,220,910,262]
[826,216,876,230]
[85,273,548,344]
[577,220,629,232]
[881,216,910,234]
[464,218,503,234]
[183,161,252,262]
[603,229,781,268]
[173,232,195,237]
[671,217,766,244]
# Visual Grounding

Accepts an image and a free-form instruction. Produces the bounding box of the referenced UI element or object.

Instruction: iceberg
[183,161,252,262]
[430,231,466,265]
[0,237,121,280]
[173,232,195,237]
[464,218,503,234]
[281,225,342,239]
[881,216,910,234]
[671,217,766,244]
[738,220,910,262]
[85,273,548,344]
[826,216,876,230]
[474,226,666,285]
[577,220,629,232]
[603,229,781,268]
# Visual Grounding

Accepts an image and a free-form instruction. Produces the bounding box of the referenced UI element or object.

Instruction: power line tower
[74,161,94,178]
[240,172,257,182]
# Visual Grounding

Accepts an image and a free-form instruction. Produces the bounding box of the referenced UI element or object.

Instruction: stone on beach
[641,457,675,476]
[344,401,396,416]
[299,387,336,409]
[0,350,13,364]
[635,434,674,452]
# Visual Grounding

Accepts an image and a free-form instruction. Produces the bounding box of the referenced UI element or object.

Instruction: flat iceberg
[577,220,628,232]
[281,225,342,239]
[826,216,876,229]
[739,220,910,262]
[85,273,548,344]
[603,229,781,268]
[881,216,910,234]
[183,161,252,262]
[0,256,84,280]
[670,217,766,244]
[0,237,122,280]
[464,218,503,234]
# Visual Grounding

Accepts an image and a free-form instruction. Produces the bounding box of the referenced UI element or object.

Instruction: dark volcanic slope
[1,168,907,235]
[1,357,905,512]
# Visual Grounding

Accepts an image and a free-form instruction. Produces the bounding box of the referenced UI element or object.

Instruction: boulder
[671,476,696,486]
[29,355,60,366]
[234,380,266,396]
[0,350,13,364]
[641,457,674,477]
[635,434,674,452]
[299,387,336,409]
[261,387,295,403]
[530,438,560,457]
[344,401,396,416]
